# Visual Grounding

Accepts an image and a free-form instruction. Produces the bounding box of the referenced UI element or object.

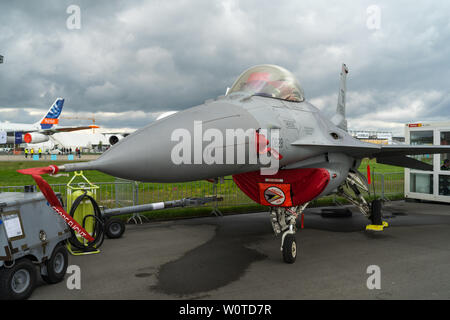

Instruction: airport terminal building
[404,122,450,203]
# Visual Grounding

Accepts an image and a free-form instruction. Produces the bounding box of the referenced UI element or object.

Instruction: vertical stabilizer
[36,98,64,129]
[332,64,348,131]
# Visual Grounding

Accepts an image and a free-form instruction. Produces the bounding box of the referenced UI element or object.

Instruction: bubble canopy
[227,65,305,102]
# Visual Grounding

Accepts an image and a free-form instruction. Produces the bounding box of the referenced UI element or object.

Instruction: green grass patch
[1,159,404,186]
[360,159,404,173]
[0,161,115,186]
[0,158,405,221]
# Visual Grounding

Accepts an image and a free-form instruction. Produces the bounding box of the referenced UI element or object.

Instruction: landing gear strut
[337,170,388,231]
[270,203,308,264]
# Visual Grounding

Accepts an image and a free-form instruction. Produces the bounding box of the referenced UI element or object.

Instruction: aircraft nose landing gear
[281,225,297,264]
[270,203,308,264]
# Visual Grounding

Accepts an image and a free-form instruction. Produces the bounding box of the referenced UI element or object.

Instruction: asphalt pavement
[31,200,450,300]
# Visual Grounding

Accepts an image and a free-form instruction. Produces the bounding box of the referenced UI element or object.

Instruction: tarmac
[30,200,450,300]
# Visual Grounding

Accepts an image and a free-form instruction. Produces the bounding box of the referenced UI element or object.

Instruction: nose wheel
[281,228,297,264]
[270,204,308,264]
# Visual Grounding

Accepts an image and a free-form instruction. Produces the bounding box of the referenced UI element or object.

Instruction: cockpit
[227,65,305,102]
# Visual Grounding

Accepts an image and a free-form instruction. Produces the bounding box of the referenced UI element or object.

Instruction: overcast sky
[0,0,449,135]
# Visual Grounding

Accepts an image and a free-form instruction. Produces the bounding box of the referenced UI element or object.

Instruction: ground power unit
[0,191,70,300]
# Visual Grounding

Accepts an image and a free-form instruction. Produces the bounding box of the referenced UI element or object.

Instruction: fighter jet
[51,64,450,263]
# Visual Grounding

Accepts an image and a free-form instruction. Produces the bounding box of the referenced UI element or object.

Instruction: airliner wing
[44,125,100,133]
[19,125,100,136]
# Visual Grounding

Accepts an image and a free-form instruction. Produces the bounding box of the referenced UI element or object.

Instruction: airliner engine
[24,132,49,144]
[109,134,124,145]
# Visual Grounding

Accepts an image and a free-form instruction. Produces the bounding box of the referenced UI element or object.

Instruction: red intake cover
[233,168,330,207]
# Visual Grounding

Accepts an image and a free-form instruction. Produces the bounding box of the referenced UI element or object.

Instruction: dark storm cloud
[0,0,449,135]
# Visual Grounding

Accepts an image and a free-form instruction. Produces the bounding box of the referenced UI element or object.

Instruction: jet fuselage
[65,93,359,202]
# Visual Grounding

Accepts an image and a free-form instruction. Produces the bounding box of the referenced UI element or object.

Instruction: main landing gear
[270,203,309,264]
[269,171,388,264]
[337,170,389,232]
[366,199,389,231]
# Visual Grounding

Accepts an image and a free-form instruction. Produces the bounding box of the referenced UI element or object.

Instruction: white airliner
[0,98,99,144]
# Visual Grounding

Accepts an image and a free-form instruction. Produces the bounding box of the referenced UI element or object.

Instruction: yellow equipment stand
[66,171,101,255]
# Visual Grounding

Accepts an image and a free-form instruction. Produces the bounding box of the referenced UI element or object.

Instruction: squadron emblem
[264,186,286,206]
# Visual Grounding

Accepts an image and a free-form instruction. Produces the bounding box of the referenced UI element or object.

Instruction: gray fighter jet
[58,64,450,263]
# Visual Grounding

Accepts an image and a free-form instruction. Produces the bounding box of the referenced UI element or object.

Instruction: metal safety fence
[0,172,404,210]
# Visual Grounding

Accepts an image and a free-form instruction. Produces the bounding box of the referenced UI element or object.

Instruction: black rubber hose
[68,192,105,251]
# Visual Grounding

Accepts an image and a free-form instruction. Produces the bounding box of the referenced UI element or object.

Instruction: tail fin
[331,64,348,131]
[37,98,64,129]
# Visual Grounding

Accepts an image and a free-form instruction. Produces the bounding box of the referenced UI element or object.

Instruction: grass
[0,161,115,186]
[360,158,404,174]
[0,159,404,186]
[0,159,405,220]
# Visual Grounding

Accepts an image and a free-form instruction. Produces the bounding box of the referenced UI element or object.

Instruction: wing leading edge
[291,141,450,171]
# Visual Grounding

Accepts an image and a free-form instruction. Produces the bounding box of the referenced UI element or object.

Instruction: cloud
[0,0,449,133]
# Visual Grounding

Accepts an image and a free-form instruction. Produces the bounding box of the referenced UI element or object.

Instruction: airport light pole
[0,56,5,144]
[0,55,5,146]
[0,55,8,148]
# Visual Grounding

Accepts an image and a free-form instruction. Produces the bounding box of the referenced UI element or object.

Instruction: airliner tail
[36,98,64,129]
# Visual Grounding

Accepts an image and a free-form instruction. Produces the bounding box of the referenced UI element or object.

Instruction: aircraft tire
[282,234,297,264]
[370,200,382,225]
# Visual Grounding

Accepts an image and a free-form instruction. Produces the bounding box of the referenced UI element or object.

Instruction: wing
[371,145,450,171]
[376,155,433,171]
[40,125,100,134]
[372,145,450,156]
[291,140,450,171]
[291,140,381,157]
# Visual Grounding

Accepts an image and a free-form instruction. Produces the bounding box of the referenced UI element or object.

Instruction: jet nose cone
[94,101,260,182]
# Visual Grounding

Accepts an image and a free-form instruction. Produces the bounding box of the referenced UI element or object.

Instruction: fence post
[115,181,118,207]
[134,181,139,205]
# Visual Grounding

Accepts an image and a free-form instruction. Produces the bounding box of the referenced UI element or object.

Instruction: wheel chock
[366,224,384,232]
[365,221,389,232]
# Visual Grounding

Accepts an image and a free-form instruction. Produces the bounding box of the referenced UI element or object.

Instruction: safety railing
[0,172,405,209]
[365,172,404,199]
[112,178,256,208]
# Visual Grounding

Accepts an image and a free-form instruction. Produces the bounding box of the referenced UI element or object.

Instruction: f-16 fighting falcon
[24,64,450,263]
